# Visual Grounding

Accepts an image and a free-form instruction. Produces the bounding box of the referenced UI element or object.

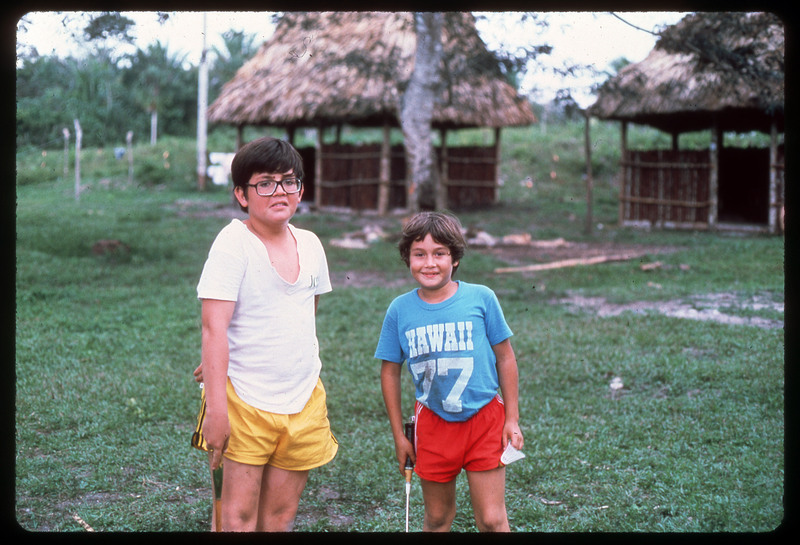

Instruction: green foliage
[17,37,199,148]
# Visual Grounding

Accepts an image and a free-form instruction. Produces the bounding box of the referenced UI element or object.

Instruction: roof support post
[493,128,502,204]
[768,118,779,234]
[708,120,719,230]
[315,124,323,209]
[437,128,449,211]
[377,121,391,215]
[618,121,628,226]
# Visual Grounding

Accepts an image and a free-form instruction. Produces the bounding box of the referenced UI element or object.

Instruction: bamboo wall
[620,146,784,232]
[620,149,711,228]
[303,143,499,211]
[443,146,498,208]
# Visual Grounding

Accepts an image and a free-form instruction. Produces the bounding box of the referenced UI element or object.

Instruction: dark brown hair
[399,212,467,275]
[230,137,304,212]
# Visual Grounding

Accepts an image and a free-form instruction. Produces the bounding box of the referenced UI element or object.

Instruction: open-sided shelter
[588,12,784,233]
[207,11,536,212]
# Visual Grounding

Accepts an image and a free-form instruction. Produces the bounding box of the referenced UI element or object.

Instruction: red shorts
[413,395,505,483]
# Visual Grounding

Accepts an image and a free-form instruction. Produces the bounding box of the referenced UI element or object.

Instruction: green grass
[14,124,784,532]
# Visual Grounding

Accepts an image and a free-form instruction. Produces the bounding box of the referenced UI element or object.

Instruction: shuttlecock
[610,376,624,399]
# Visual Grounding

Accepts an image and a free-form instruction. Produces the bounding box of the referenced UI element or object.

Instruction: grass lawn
[14,127,784,532]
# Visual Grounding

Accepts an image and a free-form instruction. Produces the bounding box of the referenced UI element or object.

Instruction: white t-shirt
[197,219,332,414]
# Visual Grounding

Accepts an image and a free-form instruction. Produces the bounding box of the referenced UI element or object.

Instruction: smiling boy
[375,212,523,532]
[193,137,337,531]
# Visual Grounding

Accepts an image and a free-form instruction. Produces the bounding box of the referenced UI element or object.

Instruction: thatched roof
[207,12,536,130]
[589,12,784,134]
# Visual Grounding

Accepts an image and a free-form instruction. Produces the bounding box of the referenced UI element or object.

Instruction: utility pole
[197,12,209,191]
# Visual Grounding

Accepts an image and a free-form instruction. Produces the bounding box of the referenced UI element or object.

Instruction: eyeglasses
[247,177,303,196]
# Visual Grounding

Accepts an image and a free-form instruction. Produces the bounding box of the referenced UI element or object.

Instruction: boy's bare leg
[221,458,265,531]
[256,465,309,531]
[466,467,510,532]
[220,458,309,532]
[419,478,457,531]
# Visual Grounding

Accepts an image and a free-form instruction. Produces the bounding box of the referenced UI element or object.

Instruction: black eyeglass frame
[246,178,303,197]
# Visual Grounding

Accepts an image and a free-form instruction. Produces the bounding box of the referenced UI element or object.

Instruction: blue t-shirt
[374,281,513,422]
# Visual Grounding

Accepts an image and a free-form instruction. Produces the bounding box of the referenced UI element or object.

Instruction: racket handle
[404,417,415,470]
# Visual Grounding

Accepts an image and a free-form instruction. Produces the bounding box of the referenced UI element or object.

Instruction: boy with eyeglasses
[192,137,337,531]
[375,211,523,532]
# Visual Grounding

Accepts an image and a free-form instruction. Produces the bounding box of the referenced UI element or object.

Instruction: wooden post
[62,128,70,179]
[150,110,158,146]
[377,121,391,215]
[126,131,134,186]
[73,119,82,201]
[438,128,448,211]
[618,121,628,226]
[583,111,593,235]
[657,149,665,227]
[708,120,719,229]
[494,127,501,204]
[315,124,323,209]
[768,118,779,234]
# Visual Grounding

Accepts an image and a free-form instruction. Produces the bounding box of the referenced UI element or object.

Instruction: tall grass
[15,122,784,532]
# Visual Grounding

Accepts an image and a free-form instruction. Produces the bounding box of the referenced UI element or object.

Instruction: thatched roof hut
[589,11,783,134]
[208,11,535,130]
[208,11,535,213]
[587,12,784,234]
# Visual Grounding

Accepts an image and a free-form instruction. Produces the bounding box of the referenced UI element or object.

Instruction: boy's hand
[203,413,230,470]
[503,421,524,451]
[193,364,203,383]
[394,436,416,476]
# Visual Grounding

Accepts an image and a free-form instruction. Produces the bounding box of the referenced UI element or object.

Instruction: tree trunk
[400,12,443,212]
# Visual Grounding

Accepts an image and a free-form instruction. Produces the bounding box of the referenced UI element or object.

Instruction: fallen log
[494,252,645,274]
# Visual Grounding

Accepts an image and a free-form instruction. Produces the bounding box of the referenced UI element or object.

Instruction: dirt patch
[556,291,784,329]
[295,485,356,529]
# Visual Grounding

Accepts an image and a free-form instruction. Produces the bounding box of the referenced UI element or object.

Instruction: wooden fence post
[62,128,70,179]
[73,119,82,201]
[126,131,134,186]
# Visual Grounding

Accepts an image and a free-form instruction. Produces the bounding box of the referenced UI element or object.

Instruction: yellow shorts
[192,377,338,471]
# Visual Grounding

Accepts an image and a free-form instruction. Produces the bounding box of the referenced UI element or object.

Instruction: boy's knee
[424,504,456,532]
[474,508,509,532]
[222,505,257,532]
[424,513,454,532]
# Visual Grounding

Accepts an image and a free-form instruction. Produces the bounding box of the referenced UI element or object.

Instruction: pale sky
[16,11,688,107]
